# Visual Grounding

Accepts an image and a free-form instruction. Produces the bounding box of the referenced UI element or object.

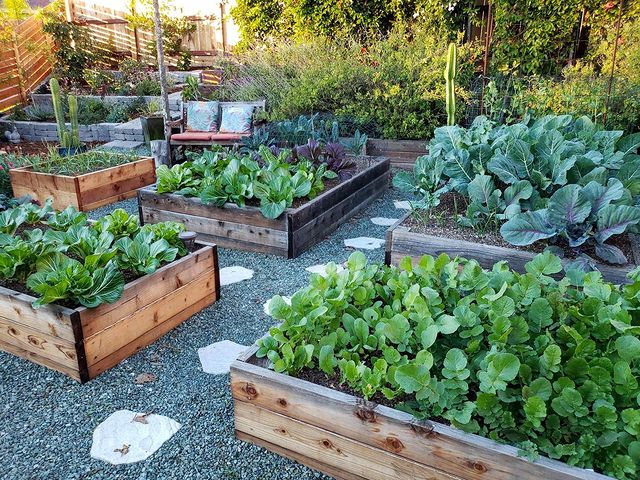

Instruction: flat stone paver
[197,340,249,374]
[344,237,385,250]
[90,410,180,465]
[220,266,254,286]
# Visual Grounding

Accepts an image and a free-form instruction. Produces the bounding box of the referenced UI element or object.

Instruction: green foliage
[259,251,640,478]
[40,0,99,83]
[401,114,640,262]
[231,0,473,47]
[25,150,138,176]
[125,0,196,69]
[156,145,345,219]
[211,25,475,140]
[0,203,189,308]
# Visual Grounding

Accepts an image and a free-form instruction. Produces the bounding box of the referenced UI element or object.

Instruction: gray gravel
[0,185,406,480]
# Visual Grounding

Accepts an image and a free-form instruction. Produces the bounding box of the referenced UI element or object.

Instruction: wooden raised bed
[9,157,157,211]
[231,347,610,480]
[385,212,640,285]
[138,157,390,258]
[367,139,426,170]
[0,241,220,382]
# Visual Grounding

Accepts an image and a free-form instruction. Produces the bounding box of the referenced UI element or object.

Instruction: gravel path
[0,186,407,480]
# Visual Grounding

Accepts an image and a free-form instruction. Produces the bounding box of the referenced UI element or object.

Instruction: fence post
[131,1,141,61]
[64,0,74,22]
[220,2,228,54]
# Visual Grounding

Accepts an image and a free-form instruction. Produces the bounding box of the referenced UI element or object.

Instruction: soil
[402,192,636,267]
[0,141,104,157]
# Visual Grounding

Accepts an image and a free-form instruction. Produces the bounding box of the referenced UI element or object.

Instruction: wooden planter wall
[0,242,219,382]
[367,139,426,170]
[231,349,610,480]
[9,157,157,211]
[139,157,390,258]
[385,212,640,285]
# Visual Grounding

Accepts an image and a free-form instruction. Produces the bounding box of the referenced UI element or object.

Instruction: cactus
[444,43,457,126]
[49,78,81,149]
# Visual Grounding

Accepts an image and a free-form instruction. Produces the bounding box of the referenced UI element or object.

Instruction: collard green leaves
[258,251,640,479]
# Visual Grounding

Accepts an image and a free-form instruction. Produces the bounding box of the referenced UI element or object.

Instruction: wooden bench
[168,100,266,148]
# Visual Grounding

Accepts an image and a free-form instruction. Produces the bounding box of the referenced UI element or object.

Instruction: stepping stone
[305,263,345,277]
[344,237,385,250]
[394,200,411,210]
[263,296,291,315]
[90,410,180,465]
[197,340,249,374]
[371,217,399,226]
[220,266,254,286]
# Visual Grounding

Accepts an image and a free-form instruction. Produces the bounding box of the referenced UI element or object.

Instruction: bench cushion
[171,132,216,141]
[219,104,255,134]
[171,132,249,142]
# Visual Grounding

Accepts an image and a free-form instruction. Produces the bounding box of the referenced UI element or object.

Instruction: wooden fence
[67,0,239,66]
[0,16,52,112]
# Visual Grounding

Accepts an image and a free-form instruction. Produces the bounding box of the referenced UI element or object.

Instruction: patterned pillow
[218,104,255,134]
[185,101,219,132]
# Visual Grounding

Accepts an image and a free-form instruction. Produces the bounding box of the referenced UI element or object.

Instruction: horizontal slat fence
[0,16,52,112]
[69,0,238,66]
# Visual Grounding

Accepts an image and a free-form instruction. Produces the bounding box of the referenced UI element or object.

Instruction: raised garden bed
[385,211,640,285]
[0,241,219,382]
[231,347,609,480]
[367,138,426,170]
[138,156,390,258]
[10,156,157,211]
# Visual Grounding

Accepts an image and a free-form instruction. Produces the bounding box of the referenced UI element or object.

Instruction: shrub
[211,24,476,140]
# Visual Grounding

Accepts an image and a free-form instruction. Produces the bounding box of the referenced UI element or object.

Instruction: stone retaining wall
[30,91,183,115]
[0,117,144,143]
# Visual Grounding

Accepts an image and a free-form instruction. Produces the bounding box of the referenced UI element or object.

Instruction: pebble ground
[0,186,406,480]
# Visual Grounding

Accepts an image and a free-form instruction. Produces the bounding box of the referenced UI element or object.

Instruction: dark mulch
[403,192,636,266]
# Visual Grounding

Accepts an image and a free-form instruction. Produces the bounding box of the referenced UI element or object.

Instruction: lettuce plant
[259,251,640,479]
[115,231,179,275]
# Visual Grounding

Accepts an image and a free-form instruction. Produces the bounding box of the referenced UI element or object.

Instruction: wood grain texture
[386,220,637,285]
[140,157,391,258]
[367,139,426,170]
[8,157,155,211]
[231,358,611,480]
[235,401,460,480]
[0,244,219,382]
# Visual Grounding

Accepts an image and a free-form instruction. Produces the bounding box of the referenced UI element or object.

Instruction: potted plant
[139,99,165,145]
[49,78,86,156]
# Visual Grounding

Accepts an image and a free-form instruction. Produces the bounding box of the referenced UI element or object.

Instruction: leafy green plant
[0,203,189,308]
[402,114,640,260]
[156,145,344,219]
[28,150,137,176]
[26,252,123,308]
[259,250,640,479]
[115,230,178,275]
[502,182,640,264]
[93,208,140,239]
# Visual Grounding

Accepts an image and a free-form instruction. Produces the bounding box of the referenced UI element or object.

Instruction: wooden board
[0,242,219,382]
[9,157,156,212]
[231,355,611,480]
[385,213,639,285]
[139,157,391,258]
[367,139,426,170]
